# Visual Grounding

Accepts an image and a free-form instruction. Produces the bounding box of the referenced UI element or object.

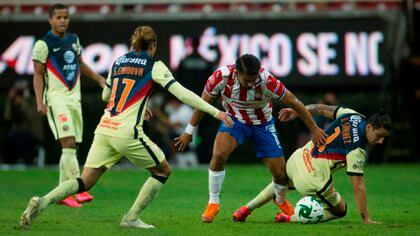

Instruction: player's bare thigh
[210,132,238,171]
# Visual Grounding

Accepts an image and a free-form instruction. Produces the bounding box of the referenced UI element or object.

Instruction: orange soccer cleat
[273,199,294,216]
[233,206,251,222]
[202,203,220,223]
[57,196,82,208]
[75,192,94,203]
[275,212,291,223]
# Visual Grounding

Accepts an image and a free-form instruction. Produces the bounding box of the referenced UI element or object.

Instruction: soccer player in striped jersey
[32,3,106,207]
[233,105,391,224]
[175,54,327,223]
[19,26,233,230]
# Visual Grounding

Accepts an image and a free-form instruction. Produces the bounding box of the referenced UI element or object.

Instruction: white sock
[208,169,225,204]
[59,148,80,184]
[273,182,288,204]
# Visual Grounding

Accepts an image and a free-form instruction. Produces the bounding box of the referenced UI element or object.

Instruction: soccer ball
[294,196,324,224]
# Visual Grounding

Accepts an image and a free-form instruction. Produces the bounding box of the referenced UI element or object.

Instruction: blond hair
[130,26,157,52]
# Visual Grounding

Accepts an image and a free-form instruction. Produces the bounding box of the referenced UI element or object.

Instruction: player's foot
[120,215,155,229]
[233,206,251,222]
[273,199,294,216]
[57,196,82,208]
[75,192,93,203]
[274,212,291,223]
[19,196,44,229]
[202,203,219,223]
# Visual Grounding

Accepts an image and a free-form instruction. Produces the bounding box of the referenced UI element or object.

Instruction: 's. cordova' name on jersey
[115,56,147,66]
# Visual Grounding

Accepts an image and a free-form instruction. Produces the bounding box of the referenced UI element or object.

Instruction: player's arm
[174,90,217,151]
[32,40,48,115]
[101,68,112,102]
[280,90,327,146]
[152,61,232,126]
[79,56,106,89]
[348,175,380,224]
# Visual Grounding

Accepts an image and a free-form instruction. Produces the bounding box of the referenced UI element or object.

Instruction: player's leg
[56,136,83,207]
[46,103,82,207]
[121,135,170,229]
[255,120,293,214]
[19,167,105,229]
[202,129,241,223]
[71,104,94,204]
[19,134,117,229]
[234,145,301,222]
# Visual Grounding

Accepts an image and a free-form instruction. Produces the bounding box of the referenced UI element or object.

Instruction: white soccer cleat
[120,215,155,229]
[19,196,44,229]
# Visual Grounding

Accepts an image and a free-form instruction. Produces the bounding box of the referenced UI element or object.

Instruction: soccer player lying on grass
[233,105,392,224]
[19,25,233,230]
[175,54,327,223]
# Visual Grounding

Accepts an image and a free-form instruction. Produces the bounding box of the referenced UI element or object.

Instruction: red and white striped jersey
[205,65,287,125]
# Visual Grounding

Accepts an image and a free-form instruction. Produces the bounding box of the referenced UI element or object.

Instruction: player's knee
[211,152,228,165]
[332,202,347,218]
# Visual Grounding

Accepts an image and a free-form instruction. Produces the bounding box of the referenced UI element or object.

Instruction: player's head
[131,26,157,56]
[365,110,392,145]
[48,4,69,35]
[235,54,261,88]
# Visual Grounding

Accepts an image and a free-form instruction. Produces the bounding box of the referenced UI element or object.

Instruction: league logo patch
[64,50,75,64]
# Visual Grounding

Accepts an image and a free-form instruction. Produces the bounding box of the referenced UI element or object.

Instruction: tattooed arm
[278,104,338,122]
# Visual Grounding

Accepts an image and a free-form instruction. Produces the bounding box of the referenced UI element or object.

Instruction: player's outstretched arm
[279,90,327,147]
[78,57,106,88]
[278,104,338,122]
[349,175,381,224]
[174,90,217,151]
[33,61,48,115]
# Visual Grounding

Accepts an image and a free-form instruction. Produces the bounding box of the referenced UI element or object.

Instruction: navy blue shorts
[218,117,284,158]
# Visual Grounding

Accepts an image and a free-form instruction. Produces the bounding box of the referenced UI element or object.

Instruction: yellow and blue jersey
[96,51,177,139]
[305,107,367,176]
[33,31,82,104]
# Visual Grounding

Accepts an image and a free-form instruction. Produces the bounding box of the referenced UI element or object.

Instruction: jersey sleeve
[32,40,49,64]
[265,72,286,100]
[334,107,358,119]
[75,35,83,56]
[151,60,177,88]
[204,68,224,97]
[102,66,113,102]
[346,148,366,176]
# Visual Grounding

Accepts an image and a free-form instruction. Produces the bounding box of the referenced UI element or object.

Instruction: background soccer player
[32,4,106,207]
[20,25,233,230]
[233,105,391,224]
[175,54,327,223]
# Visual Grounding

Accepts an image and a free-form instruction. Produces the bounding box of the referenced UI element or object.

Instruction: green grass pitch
[1,164,419,235]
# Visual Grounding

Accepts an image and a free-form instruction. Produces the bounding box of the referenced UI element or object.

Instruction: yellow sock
[126,177,163,221]
[246,182,275,211]
[41,180,79,210]
[59,148,80,184]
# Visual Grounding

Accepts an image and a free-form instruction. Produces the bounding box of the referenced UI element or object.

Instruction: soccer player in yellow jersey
[233,104,392,224]
[32,4,106,207]
[19,25,233,229]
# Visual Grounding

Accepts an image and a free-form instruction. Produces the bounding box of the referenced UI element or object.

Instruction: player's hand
[98,77,106,89]
[311,127,327,147]
[174,133,193,151]
[363,218,382,224]
[216,111,234,127]
[36,100,48,115]
[144,107,153,121]
[278,108,298,122]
